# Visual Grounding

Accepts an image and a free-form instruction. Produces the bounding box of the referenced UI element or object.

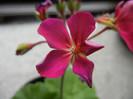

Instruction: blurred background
[0,0,121,3]
[1,0,133,99]
[0,0,121,21]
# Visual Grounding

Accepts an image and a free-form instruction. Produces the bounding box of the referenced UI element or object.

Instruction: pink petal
[114,1,123,18]
[38,18,72,50]
[115,1,133,23]
[36,50,72,78]
[80,40,104,56]
[117,22,133,52]
[67,11,95,46]
[73,54,94,88]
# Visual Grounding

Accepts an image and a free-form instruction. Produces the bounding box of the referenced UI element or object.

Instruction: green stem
[70,10,74,16]
[88,27,109,40]
[60,73,65,99]
[61,12,66,23]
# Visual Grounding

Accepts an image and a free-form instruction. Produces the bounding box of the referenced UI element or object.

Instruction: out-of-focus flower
[96,14,117,30]
[35,0,52,21]
[115,0,133,52]
[36,11,104,88]
[96,1,133,52]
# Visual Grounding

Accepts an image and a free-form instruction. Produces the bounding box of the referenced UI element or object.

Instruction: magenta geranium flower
[96,0,133,52]
[36,11,104,88]
[35,0,52,20]
[114,0,133,52]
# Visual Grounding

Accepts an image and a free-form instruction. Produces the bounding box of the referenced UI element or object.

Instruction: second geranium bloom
[36,11,104,88]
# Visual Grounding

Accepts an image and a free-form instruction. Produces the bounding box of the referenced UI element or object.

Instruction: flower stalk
[88,27,109,40]
[33,41,47,46]
[60,73,65,99]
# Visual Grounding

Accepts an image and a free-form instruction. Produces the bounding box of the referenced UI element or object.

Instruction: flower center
[70,45,80,54]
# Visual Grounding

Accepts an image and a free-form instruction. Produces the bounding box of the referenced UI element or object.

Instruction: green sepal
[112,25,119,31]
[35,11,42,21]
[79,52,87,58]
[70,55,74,65]
[70,53,87,65]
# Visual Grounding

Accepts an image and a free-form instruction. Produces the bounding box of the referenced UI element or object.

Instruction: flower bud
[56,0,66,22]
[16,43,34,55]
[74,0,82,11]
[68,0,75,15]
[68,0,82,15]
[35,0,52,21]
[56,0,65,13]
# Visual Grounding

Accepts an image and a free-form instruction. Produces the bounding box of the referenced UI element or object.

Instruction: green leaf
[12,82,58,99]
[12,69,99,99]
[45,69,99,99]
